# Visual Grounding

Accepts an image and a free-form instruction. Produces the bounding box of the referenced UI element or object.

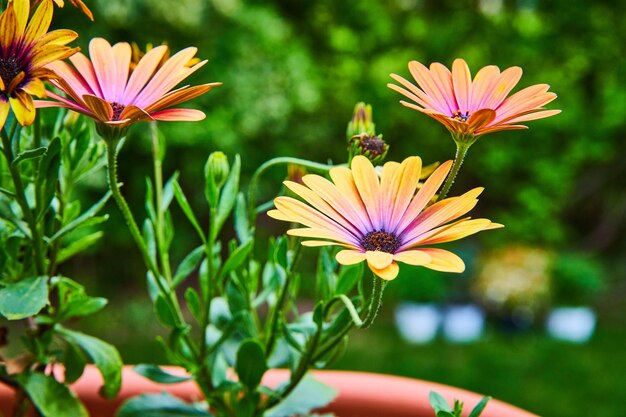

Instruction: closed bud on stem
[63,110,81,130]
[346,102,376,139]
[205,151,230,206]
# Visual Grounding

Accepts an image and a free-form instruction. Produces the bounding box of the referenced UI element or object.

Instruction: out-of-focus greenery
[47,0,626,413]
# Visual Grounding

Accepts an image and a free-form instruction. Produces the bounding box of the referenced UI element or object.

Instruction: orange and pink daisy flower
[36,37,221,141]
[0,0,78,129]
[388,58,560,141]
[269,155,502,280]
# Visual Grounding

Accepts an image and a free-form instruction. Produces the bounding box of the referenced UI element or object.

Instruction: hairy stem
[437,142,471,202]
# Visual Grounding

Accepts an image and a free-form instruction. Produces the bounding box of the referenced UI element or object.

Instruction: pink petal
[150,108,206,121]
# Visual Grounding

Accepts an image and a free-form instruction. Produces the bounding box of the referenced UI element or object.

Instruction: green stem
[150,124,174,283]
[360,275,385,329]
[436,142,471,202]
[105,140,160,278]
[0,127,45,275]
[247,157,335,222]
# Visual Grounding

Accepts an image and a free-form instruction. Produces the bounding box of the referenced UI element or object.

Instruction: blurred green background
[52,0,626,416]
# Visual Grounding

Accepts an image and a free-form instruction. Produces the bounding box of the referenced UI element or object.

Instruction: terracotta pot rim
[0,365,539,417]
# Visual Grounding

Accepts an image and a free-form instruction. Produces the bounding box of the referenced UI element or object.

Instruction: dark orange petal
[144,83,220,113]
[466,108,496,132]
[82,94,113,122]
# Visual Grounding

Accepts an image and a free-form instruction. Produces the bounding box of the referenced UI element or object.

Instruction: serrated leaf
[235,339,267,391]
[468,396,491,417]
[265,375,337,417]
[12,146,47,166]
[116,392,213,417]
[0,276,48,320]
[134,364,192,384]
[57,327,122,398]
[17,372,88,417]
[172,246,205,288]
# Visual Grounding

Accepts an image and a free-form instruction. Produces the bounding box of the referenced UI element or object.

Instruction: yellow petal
[13,0,29,34]
[393,250,431,266]
[10,94,36,126]
[336,250,366,265]
[21,78,46,98]
[302,240,351,248]
[24,0,53,44]
[351,155,381,229]
[370,261,399,281]
[366,250,393,270]
[0,99,10,130]
[420,248,465,273]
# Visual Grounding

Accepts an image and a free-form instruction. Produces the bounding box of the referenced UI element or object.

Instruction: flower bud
[204,152,230,207]
[63,110,81,130]
[349,133,389,165]
[206,151,230,189]
[346,102,376,139]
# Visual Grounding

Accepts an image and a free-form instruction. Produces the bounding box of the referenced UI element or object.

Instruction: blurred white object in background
[394,303,441,344]
[546,306,597,343]
[442,304,486,343]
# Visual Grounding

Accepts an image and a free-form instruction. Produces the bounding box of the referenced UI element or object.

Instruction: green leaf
[173,246,205,288]
[36,137,61,217]
[219,240,253,279]
[173,181,206,243]
[63,341,88,384]
[235,339,267,391]
[185,287,202,323]
[155,294,178,327]
[56,231,105,263]
[265,375,337,417]
[429,391,452,413]
[17,372,88,417]
[134,364,192,384]
[11,146,47,166]
[162,172,180,211]
[56,327,122,398]
[234,192,252,243]
[214,155,241,234]
[336,262,363,295]
[49,191,112,243]
[468,396,491,417]
[0,276,48,320]
[116,392,213,417]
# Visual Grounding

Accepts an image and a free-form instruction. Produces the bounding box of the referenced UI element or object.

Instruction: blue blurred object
[546,306,597,343]
[443,304,486,343]
[394,303,441,344]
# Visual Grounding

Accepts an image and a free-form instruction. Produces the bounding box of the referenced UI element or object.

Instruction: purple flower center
[0,56,21,91]
[361,230,400,254]
[110,102,126,121]
[452,110,469,122]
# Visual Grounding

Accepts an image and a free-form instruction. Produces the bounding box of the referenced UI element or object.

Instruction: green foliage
[0,276,48,320]
[551,253,606,305]
[264,375,337,417]
[429,391,490,417]
[116,392,213,417]
[17,372,89,417]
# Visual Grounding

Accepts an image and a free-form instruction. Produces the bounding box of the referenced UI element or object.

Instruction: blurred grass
[334,315,626,417]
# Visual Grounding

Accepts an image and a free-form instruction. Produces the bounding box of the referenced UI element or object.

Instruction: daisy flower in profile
[37,38,221,142]
[268,155,502,280]
[388,58,560,143]
[0,0,78,129]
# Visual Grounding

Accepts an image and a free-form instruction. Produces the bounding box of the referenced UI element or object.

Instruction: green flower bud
[349,133,389,165]
[206,151,230,189]
[204,151,230,206]
[347,102,376,139]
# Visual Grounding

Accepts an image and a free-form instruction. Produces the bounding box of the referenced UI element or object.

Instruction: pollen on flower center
[0,56,21,89]
[452,110,470,122]
[361,230,400,254]
[359,135,386,157]
[110,102,126,121]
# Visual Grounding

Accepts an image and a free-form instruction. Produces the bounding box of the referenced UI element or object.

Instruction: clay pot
[0,366,538,417]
